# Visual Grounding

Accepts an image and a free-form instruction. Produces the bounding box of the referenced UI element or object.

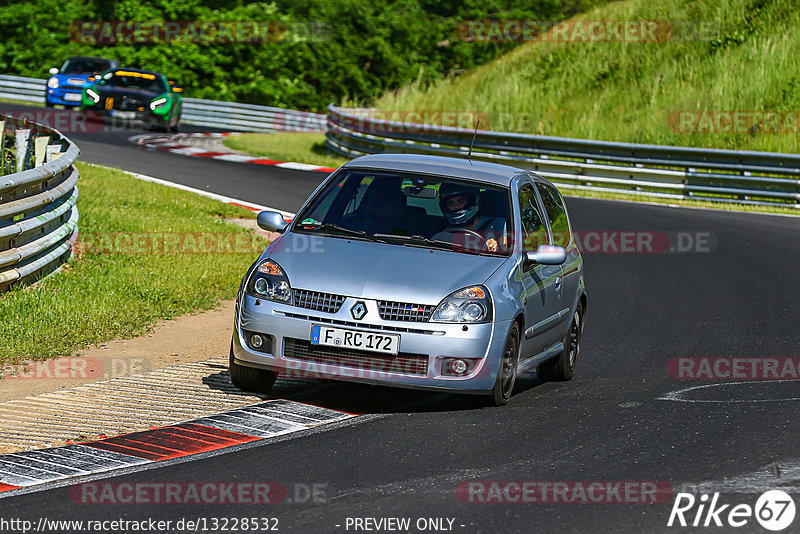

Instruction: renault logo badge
[351,301,367,320]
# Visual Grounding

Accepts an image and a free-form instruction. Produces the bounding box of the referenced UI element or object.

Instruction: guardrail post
[0,119,12,175]
[34,136,50,167]
[15,129,31,173]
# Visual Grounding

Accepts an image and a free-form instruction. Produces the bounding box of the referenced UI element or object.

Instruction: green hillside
[377,0,800,153]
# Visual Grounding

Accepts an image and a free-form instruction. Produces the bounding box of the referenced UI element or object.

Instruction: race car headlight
[245,260,292,303]
[47,77,59,89]
[149,97,167,111]
[85,88,100,104]
[431,285,491,323]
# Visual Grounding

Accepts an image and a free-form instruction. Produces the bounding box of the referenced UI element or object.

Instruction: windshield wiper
[373,234,456,251]
[303,223,388,243]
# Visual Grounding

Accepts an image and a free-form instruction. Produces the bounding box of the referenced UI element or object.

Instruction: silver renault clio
[230,154,586,405]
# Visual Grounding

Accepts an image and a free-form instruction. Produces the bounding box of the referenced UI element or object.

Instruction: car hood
[266,233,509,304]
[55,73,93,86]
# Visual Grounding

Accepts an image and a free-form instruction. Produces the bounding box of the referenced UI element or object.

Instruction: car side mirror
[526,245,567,265]
[257,211,289,233]
[49,67,58,75]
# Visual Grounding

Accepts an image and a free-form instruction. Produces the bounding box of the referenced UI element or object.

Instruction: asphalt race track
[2,102,799,532]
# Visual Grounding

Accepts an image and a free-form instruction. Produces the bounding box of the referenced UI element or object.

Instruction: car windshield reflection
[293,170,513,256]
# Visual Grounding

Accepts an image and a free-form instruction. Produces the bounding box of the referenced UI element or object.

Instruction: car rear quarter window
[518,185,547,251]
[536,183,571,248]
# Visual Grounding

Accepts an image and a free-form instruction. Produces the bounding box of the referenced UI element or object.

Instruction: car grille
[293,289,346,314]
[61,85,84,91]
[283,338,428,376]
[378,300,435,322]
[116,98,146,111]
[281,311,444,335]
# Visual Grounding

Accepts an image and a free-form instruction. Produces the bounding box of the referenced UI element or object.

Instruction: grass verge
[0,162,266,366]
[222,132,349,169]
[0,98,42,106]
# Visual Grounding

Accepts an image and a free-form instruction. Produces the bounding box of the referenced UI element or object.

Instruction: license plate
[112,111,135,119]
[311,325,400,355]
[63,93,81,101]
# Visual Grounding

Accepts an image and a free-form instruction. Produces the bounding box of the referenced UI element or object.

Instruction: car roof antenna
[467,120,480,165]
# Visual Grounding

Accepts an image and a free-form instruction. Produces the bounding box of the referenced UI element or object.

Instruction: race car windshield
[59,58,112,74]
[99,71,167,93]
[294,170,513,256]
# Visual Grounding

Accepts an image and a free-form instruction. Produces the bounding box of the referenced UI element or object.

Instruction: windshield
[294,170,513,256]
[60,58,111,74]
[98,70,167,92]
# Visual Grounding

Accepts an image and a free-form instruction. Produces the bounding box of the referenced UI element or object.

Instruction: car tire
[489,323,520,406]
[229,342,277,394]
[538,303,584,382]
[44,101,54,108]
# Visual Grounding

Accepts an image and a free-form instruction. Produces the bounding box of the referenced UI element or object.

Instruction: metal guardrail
[180,98,325,132]
[0,114,80,292]
[325,106,800,208]
[0,74,325,132]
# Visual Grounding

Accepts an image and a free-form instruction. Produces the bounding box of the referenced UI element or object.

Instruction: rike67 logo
[668,490,796,531]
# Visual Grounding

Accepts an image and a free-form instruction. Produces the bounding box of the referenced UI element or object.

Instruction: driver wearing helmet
[433,183,507,252]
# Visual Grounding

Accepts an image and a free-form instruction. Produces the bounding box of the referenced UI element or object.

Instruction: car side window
[535,183,571,248]
[518,184,547,251]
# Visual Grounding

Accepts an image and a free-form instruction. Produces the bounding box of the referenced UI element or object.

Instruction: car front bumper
[45,88,83,107]
[232,294,511,394]
[81,107,171,126]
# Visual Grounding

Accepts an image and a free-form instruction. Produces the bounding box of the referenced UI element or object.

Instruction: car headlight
[47,77,59,89]
[431,285,491,323]
[149,97,168,111]
[245,259,292,303]
[85,88,100,104]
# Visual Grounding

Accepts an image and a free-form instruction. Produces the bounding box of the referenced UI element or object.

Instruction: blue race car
[45,56,119,107]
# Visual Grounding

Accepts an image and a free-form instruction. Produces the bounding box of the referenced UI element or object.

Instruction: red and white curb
[0,400,353,496]
[130,133,337,173]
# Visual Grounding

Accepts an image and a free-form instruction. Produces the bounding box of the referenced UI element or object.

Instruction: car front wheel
[229,341,277,394]
[489,323,520,406]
